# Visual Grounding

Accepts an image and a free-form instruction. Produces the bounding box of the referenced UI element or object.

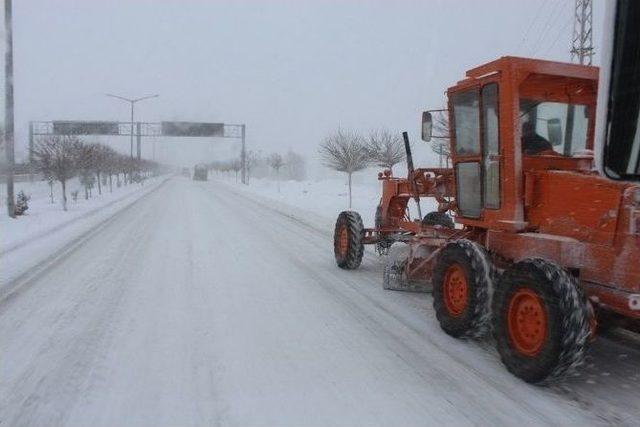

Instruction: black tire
[334,211,364,270]
[492,259,590,384]
[375,205,393,253]
[422,211,454,229]
[432,240,494,338]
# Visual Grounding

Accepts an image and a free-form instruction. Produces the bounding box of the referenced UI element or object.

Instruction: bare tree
[231,159,242,182]
[245,150,259,184]
[33,140,56,204]
[79,169,96,199]
[103,147,119,192]
[285,150,306,181]
[90,144,113,195]
[47,176,55,203]
[430,111,451,168]
[318,129,370,208]
[33,135,82,211]
[366,129,405,173]
[268,152,285,192]
[116,155,131,186]
[78,143,97,199]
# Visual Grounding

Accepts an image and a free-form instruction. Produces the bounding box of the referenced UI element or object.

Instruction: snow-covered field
[1,176,639,426]
[222,173,437,229]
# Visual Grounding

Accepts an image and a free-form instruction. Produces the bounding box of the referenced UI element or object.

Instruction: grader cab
[333,57,640,384]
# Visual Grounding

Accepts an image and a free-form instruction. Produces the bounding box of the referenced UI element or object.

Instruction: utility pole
[570,0,594,65]
[5,0,16,218]
[565,0,594,154]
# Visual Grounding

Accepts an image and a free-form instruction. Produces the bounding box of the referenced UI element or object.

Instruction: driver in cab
[522,121,554,155]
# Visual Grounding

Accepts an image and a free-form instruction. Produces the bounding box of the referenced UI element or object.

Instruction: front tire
[492,259,590,384]
[432,240,494,338]
[334,211,364,270]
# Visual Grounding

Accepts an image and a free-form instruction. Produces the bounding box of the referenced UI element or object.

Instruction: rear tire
[432,240,494,338]
[422,211,454,229]
[492,259,590,384]
[334,211,364,270]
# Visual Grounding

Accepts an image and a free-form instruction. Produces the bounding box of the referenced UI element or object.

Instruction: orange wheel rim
[507,288,548,357]
[337,225,349,257]
[443,264,468,316]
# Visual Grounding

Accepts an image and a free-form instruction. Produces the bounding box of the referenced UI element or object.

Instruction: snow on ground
[1,176,639,426]
[219,171,437,228]
[0,175,170,293]
[0,178,613,426]
[214,175,640,425]
[1,175,164,251]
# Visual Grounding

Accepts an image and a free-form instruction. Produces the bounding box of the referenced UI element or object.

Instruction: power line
[529,0,568,57]
[533,1,574,57]
[516,0,550,54]
[540,19,572,58]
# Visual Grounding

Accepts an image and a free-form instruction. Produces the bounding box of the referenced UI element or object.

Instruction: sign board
[53,121,119,135]
[161,121,224,137]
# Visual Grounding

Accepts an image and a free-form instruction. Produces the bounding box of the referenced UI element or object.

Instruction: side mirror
[595,0,640,181]
[547,118,563,146]
[421,111,433,142]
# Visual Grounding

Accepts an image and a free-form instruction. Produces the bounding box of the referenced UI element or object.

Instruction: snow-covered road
[2,177,639,426]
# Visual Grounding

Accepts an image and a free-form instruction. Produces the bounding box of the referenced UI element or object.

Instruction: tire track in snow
[0,185,165,427]
[0,177,170,305]
[200,181,599,425]
[208,180,640,425]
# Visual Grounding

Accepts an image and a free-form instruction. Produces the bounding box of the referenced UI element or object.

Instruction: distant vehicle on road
[193,164,208,181]
[181,167,190,177]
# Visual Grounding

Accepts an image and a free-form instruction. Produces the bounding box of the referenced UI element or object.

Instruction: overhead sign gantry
[29,120,248,183]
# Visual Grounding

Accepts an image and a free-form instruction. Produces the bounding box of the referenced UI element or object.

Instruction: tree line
[207,149,306,188]
[32,135,163,211]
[318,128,406,208]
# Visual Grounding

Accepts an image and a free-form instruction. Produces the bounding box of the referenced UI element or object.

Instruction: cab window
[482,83,500,209]
[519,100,589,156]
[452,90,480,155]
[452,89,482,217]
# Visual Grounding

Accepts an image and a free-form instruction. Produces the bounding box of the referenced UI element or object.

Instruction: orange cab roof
[458,56,598,85]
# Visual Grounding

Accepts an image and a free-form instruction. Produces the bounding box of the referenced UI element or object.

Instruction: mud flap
[382,245,432,293]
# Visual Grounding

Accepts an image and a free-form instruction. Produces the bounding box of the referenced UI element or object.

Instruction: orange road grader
[333,57,640,384]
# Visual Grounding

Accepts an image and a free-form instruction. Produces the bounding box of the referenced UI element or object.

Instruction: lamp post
[4,0,15,217]
[106,94,158,158]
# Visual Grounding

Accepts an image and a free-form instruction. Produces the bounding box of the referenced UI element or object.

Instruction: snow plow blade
[382,246,431,293]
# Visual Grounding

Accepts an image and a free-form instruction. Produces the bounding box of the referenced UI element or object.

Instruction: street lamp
[106,93,158,158]
[5,0,16,217]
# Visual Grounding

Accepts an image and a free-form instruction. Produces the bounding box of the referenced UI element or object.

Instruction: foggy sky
[4,0,604,168]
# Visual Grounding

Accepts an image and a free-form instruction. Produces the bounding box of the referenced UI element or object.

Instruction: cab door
[450,83,501,218]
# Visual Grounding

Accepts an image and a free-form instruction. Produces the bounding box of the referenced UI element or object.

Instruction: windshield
[520,100,590,156]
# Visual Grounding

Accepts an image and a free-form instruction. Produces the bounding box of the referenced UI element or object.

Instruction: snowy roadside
[0,175,172,293]
[1,175,169,253]
[214,175,437,231]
